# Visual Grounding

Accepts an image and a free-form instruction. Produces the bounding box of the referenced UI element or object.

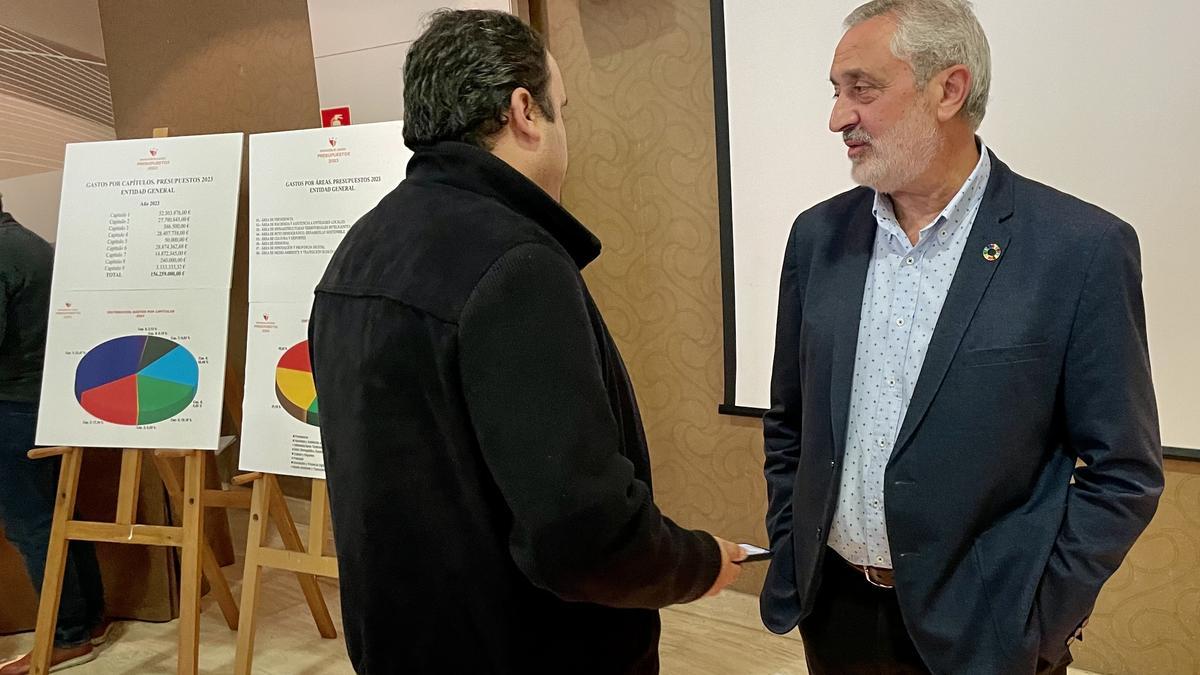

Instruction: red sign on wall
[321,106,351,127]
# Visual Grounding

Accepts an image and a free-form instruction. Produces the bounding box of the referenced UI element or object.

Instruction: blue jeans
[0,400,105,648]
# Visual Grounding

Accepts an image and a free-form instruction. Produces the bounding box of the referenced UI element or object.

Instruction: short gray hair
[845,0,991,129]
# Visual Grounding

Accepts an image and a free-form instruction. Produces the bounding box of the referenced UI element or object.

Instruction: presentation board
[239,121,410,478]
[712,1,1200,453]
[36,133,243,449]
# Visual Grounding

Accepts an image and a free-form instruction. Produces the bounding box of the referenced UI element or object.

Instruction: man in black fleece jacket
[309,10,744,674]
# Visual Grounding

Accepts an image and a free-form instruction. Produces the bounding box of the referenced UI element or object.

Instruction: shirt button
[905,256,915,265]
[939,229,948,238]
[872,500,880,508]
[896,318,905,327]
[876,556,885,564]
[878,438,887,448]
[887,378,896,387]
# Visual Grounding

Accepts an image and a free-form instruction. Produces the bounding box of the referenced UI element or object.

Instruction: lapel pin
[982,243,1002,262]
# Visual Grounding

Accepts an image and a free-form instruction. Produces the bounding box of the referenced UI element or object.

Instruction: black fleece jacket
[310,141,721,675]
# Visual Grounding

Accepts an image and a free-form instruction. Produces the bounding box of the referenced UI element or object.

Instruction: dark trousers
[0,400,104,648]
[799,551,1069,675]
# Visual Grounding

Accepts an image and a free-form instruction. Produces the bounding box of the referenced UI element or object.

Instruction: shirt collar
[871,138,992,247]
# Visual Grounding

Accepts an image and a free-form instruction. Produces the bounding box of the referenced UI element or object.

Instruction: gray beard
[850,105,942,194]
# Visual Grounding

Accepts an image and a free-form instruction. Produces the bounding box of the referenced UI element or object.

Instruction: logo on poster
[253,314,278,331]
[137,146,170,169]
[317,137,350,163]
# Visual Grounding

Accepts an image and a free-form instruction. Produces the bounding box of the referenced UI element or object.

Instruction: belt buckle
[862,566,894,589]
[835,552,896,589]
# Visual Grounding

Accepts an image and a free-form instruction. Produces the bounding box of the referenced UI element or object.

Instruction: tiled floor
[0,590,809,674]
[0,501,1097,674]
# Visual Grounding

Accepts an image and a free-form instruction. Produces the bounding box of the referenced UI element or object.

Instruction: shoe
[89,620,114,647]
[0,643,96,675]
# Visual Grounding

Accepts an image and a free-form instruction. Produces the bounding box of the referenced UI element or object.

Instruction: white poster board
[51,134,244,291]
[36,133,243,449]
[239,121,410,478]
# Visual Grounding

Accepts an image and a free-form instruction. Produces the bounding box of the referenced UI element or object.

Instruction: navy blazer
[760,152,1163,674]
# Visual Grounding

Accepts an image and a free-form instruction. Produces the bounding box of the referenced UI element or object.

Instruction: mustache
[843,129,872,144]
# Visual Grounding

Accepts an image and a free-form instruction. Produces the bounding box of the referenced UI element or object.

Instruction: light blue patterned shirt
[828,144,992,569]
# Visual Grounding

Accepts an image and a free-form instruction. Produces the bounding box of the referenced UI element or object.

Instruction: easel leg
[233,476,271,675]
[153,454,240,630]
[266,476,336,638]
[307,479,329,559]
[202,539,240,630]
[28,448,83,675]
[177,451,205,675]
[114,449,142,525]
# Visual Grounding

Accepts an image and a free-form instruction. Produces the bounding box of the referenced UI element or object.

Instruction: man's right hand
[704,536,746,597]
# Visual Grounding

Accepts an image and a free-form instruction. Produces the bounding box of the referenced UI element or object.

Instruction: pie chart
[275,341,318,426]
[74,335,199,426]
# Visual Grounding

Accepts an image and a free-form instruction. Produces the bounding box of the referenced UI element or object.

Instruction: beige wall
[1079,460,1200,673]
[543,1,1200,673]
[543,0,769,591]
[2,0,106,58]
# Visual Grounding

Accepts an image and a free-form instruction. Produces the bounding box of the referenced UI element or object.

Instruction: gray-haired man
[760,1,1162,673]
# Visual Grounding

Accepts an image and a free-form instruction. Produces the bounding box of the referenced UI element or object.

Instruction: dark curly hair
[402,9,555,150]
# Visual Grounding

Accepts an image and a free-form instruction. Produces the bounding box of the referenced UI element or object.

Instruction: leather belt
[840,556,896,589]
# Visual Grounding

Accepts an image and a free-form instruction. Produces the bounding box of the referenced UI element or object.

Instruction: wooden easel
[25,446,241,675]
[232,473,338,675]
[26,123,255,674]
